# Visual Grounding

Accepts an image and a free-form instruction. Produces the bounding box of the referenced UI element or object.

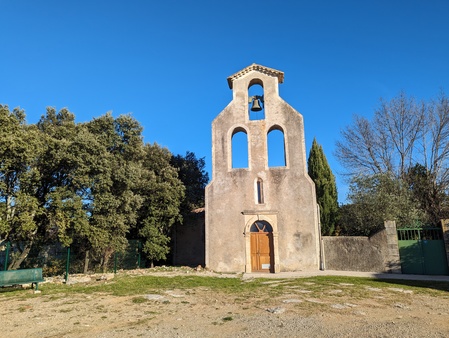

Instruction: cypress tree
[307,138,339,235]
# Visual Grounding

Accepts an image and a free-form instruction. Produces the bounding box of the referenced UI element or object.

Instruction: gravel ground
[2,269,449,337]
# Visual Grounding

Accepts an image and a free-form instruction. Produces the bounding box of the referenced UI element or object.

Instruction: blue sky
[1,0,449,202]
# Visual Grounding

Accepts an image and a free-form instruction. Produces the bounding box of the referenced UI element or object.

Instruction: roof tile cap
[227,63,284,89]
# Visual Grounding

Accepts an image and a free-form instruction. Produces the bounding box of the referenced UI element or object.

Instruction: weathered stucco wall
[205,64,320,273]
[322,221,401,273]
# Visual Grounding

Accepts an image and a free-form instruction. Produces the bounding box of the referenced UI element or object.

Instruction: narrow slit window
[257,178,264,204]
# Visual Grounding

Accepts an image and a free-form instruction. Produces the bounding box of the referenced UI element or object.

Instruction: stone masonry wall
[322,221,401,273]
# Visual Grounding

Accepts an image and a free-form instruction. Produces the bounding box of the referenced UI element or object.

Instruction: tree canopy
[0,105,199,270]
[307,138,339,235]
[336,91,449,233]
[170,151,209,214]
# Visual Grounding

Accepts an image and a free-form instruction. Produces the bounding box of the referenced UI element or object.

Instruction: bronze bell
[250,98,263,112]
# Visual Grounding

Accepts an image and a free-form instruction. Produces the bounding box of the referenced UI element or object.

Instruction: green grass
[39,275,261,297]
[1,274,448,301]
[59,308,73,313]
[18,305,31,312]
[131,296,148,304]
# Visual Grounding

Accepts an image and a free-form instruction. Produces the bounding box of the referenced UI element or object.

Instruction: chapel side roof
[227,63,285,89]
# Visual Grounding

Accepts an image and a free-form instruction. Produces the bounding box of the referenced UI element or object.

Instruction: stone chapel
[205,64,320,273]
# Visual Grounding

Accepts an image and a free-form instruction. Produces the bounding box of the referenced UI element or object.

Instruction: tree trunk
[102,247,114,273]
[6,194,13,222]
[8,241,33,270]
[83,250,90,274]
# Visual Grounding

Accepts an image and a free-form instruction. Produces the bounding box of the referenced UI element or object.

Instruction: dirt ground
[2,269,449,338]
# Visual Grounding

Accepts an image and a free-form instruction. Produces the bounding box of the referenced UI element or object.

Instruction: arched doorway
[250,221,274,273]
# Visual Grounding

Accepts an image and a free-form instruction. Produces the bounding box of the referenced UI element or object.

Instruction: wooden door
[251,232,273,272]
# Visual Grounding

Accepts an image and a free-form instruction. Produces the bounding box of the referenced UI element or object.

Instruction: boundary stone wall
[322,221,401,273]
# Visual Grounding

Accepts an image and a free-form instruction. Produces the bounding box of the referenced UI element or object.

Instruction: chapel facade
[205,64,320,273]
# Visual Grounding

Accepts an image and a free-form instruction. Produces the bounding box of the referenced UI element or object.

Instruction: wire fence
[0,240,146,278]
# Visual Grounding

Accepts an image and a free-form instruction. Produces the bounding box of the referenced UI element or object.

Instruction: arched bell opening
[267,125,287,167]
[248,79,265,121]
[231,127,249,169]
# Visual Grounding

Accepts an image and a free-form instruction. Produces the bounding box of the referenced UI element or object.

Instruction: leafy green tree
[339,173,425,236]
[138,220,171,266]
[0,105,43,269]
[171,151,209,214]
[307,138,339,235]
[0,104,202,271]
[404,164,449,225]
[35,108,90,246]
[136,143,184,267]
[85,113,144,271]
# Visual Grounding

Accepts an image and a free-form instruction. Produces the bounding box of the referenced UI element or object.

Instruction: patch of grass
[143,310,159,315]
[131,296,148,304]
[59,308,73,313]
[44,295,63,302]
[135,317,155,325]
[18,306,31,312]
[96,305,105,310]
[233,297,246,303]
[0,287,37,298]
[222,316,233,322]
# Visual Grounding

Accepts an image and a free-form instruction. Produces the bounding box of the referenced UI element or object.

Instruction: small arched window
[231,128,248,168]
[267,126,286,167]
